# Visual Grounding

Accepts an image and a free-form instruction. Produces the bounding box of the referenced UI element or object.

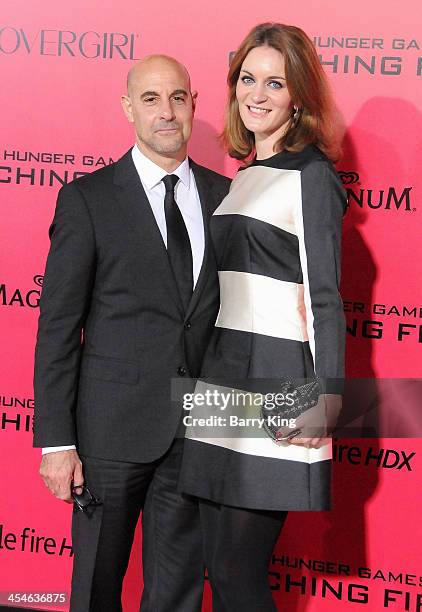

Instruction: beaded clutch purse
[260,379,321,442]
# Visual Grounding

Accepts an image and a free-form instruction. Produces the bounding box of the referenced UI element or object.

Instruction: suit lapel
[113,149,185,316]
[185,159,218,319]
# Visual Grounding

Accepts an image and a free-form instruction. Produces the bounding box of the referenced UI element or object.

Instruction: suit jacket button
[177,366,186,376]
[184,321,192,330]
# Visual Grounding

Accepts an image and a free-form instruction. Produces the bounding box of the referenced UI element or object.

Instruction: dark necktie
[162,174,193,312]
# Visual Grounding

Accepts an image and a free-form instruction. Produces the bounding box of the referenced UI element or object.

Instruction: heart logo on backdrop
[339,171,360,185]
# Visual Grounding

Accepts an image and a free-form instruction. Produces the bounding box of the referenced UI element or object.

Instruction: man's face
[122,59,197,158]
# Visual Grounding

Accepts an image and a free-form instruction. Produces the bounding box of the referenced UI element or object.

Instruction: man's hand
[39,450,84,503]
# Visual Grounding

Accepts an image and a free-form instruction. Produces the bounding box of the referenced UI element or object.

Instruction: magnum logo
[0,27,140,59]
[339,171,359,185]
[338,171,413,212]
[0,275,42,308]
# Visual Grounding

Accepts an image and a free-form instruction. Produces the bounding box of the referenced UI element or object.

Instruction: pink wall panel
[1,0,421,609]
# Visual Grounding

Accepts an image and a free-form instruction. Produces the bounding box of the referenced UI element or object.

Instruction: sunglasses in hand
[71,484,102,513]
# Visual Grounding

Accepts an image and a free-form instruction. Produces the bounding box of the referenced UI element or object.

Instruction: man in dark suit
[33,54,230,611]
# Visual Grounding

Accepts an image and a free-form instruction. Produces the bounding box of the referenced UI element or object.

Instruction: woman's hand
[286,394,342,448]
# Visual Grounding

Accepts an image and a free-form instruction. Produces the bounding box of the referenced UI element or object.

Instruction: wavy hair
[221,23,341,162]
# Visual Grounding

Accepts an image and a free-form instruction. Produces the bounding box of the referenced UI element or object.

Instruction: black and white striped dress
[178,144,346,511]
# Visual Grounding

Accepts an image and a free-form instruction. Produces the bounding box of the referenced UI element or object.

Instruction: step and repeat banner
[1,0,421,610]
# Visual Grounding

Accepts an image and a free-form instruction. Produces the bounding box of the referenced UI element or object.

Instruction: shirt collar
[132,144,190,190]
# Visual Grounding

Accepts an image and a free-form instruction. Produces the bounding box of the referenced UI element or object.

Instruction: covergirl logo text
[0,27,141,59]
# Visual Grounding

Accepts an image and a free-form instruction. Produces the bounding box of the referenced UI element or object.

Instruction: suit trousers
[69,438,203,612]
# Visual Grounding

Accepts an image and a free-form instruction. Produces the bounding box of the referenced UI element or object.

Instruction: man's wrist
[42,445,77,455]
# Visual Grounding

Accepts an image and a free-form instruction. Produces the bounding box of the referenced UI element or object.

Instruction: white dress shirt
[42,145,205,455]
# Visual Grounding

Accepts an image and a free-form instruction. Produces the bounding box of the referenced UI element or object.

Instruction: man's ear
[121,95,134,123]
[191,90,198,114]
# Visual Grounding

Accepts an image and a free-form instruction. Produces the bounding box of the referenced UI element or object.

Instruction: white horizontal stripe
[186,435,332,464]
[184,380,331,463]
[215,166,300,235]
[216,271,308,341]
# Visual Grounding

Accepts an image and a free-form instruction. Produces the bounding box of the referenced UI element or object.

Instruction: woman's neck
[254,120,290,160]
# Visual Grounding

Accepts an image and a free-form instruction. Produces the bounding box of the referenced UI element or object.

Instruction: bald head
[127,54,191,96]
[121,53,198,170]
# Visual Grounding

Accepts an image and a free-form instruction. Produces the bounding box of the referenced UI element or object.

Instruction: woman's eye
[268,81,283,89]
[241,76,254,85]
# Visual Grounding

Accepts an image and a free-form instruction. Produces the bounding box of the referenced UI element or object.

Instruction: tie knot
[162,174,179,194]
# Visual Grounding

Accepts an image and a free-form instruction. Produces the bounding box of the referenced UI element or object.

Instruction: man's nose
[160,100,176,120]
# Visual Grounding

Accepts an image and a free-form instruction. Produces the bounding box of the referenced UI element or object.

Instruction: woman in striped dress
[179,23,346,611]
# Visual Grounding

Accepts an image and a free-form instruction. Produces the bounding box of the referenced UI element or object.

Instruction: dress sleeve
[293,159,346,392]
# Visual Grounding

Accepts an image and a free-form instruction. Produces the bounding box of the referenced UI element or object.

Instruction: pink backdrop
[1,0,421,610]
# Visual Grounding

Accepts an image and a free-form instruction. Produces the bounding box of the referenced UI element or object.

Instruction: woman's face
[236,45,293,142]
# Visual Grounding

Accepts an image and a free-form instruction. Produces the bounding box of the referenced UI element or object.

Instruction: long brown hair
[222,23,341,162]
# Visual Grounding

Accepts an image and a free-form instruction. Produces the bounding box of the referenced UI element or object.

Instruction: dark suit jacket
[33,149,231,462]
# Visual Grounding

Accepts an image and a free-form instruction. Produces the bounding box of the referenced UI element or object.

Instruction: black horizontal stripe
[179,439,331,511]
[211,214,303,284]
[244,143,329,171]
[201,328,315,379]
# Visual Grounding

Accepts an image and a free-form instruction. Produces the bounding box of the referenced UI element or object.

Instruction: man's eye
[173,96,185,103]
[144,97,156,103]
